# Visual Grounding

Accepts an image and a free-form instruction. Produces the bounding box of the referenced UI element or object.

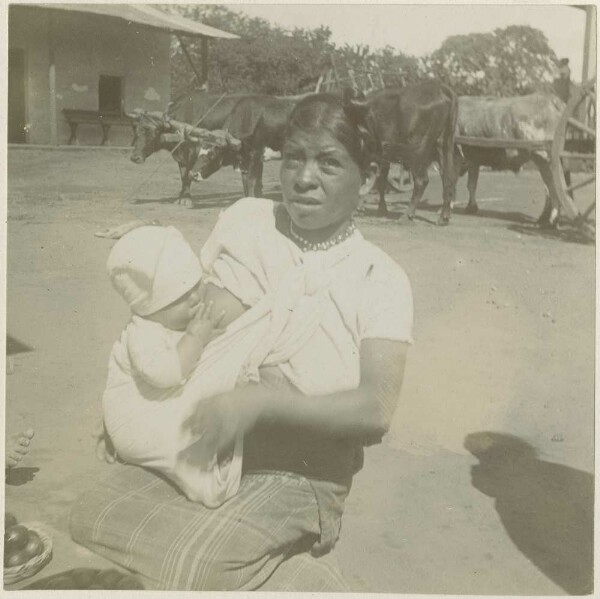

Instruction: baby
[103,225,251,507]
[102,219,337,509]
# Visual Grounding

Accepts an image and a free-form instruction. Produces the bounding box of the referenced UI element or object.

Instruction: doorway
[98,75,123,114]
[8,48,26,144]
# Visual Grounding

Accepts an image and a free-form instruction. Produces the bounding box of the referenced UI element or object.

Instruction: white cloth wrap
[103,198,414,508]
[103,254,334,507]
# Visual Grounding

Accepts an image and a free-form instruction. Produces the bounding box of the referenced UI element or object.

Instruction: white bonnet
[107,225,202,316]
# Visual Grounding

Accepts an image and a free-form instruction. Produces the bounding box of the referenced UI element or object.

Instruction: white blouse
[201,197,414,396]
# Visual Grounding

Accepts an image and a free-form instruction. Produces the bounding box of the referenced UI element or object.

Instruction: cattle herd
[128,80,566,226]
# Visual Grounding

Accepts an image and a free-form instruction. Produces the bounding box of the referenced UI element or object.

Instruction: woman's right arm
[188,338,409,457]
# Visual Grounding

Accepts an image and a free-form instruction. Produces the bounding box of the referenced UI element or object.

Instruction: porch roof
[28,4,239,39]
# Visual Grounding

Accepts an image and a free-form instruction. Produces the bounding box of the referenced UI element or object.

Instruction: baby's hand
[259,365,287,389]
[186,301,226,344]
[259,365,300,393]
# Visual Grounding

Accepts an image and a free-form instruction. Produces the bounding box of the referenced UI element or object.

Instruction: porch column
[581,6,596,84]
[48,10,58,145]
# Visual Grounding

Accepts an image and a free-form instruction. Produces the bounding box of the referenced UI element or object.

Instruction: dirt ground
[5,146,595,594]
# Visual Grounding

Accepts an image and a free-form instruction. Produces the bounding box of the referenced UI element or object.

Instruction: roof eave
[22,3,240,40]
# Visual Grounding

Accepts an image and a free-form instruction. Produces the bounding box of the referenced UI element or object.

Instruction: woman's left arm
[262,338,407,437]
[193,338,408,455]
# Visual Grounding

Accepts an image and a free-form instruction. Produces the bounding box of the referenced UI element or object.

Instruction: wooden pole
[315,73,324,93]
[326,69,334,92]
[367,72,375,92]
[48,11,58,145]
[201,37,209,88]
[176,34,204,88]
[348,68,357,92]
[322,69,330,92]
[364,58,372,91]
[330,54,340,90]
[581,6,596,84]
[377,65,384,89]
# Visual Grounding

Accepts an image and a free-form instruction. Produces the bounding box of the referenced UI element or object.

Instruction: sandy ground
[5,146,595,594]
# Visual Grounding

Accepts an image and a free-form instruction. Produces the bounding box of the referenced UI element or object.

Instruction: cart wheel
[550,78,596,241]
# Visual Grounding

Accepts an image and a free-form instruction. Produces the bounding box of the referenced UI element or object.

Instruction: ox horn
[126,108,144,120]
[225,132,242,151]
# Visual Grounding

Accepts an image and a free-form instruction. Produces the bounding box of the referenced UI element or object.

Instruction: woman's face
[280,128,372,232]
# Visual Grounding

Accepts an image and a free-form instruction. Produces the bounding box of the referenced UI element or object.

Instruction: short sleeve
[199,198,278,306]
[357,253,414,343]
[199,198,274,272]
[126,318,185,389]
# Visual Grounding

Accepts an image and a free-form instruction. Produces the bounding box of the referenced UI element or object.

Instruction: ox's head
[128,110,170,164]
[192,133,242,181]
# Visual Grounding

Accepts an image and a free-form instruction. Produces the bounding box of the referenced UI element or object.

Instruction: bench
[62,109,136,146]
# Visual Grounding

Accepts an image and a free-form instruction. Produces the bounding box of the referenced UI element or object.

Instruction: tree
[161,5,424,98]
[160,4,334,96]
[424,25,558,96]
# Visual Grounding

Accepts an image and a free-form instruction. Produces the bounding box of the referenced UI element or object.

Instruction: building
[8,4,237,146]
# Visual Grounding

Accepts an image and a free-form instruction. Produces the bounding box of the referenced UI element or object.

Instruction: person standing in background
[553,58,571,104]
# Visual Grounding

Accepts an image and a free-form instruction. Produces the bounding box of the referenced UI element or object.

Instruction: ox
[129,92,241,203]
[365,81,459,225]
[455,94,565,225]
[193,94,303,197]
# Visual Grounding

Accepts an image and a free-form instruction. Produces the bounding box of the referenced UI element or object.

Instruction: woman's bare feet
[6,428,34,468]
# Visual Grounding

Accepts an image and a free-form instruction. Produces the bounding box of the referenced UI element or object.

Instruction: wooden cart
[455,77,596,241]
[550,77,596,240]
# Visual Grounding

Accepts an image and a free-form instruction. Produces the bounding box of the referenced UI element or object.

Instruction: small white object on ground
[95,220,161,239]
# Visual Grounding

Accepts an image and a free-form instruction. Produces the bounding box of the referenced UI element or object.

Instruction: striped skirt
[69,464,349,591]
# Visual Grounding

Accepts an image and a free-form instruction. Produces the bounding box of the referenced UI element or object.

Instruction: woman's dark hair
[284,92,378,172]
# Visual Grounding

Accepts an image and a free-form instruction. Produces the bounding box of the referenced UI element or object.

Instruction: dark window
[98,75,123,114]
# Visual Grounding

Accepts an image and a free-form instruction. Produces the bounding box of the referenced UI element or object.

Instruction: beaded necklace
[289,219,356,252]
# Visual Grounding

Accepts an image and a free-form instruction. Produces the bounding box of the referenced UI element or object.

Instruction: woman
[70,93,414,591]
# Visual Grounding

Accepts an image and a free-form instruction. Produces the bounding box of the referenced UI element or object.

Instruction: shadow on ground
[189,189,283,208]
[6,467,40,486]
[131,189,283,210]
[362,198,538,227]
[357,206,438,226]
[507,223,595,246]
[6,334,34,355]
[24,567,144,590]
[416,201,539,226]
[465,431,593,595]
